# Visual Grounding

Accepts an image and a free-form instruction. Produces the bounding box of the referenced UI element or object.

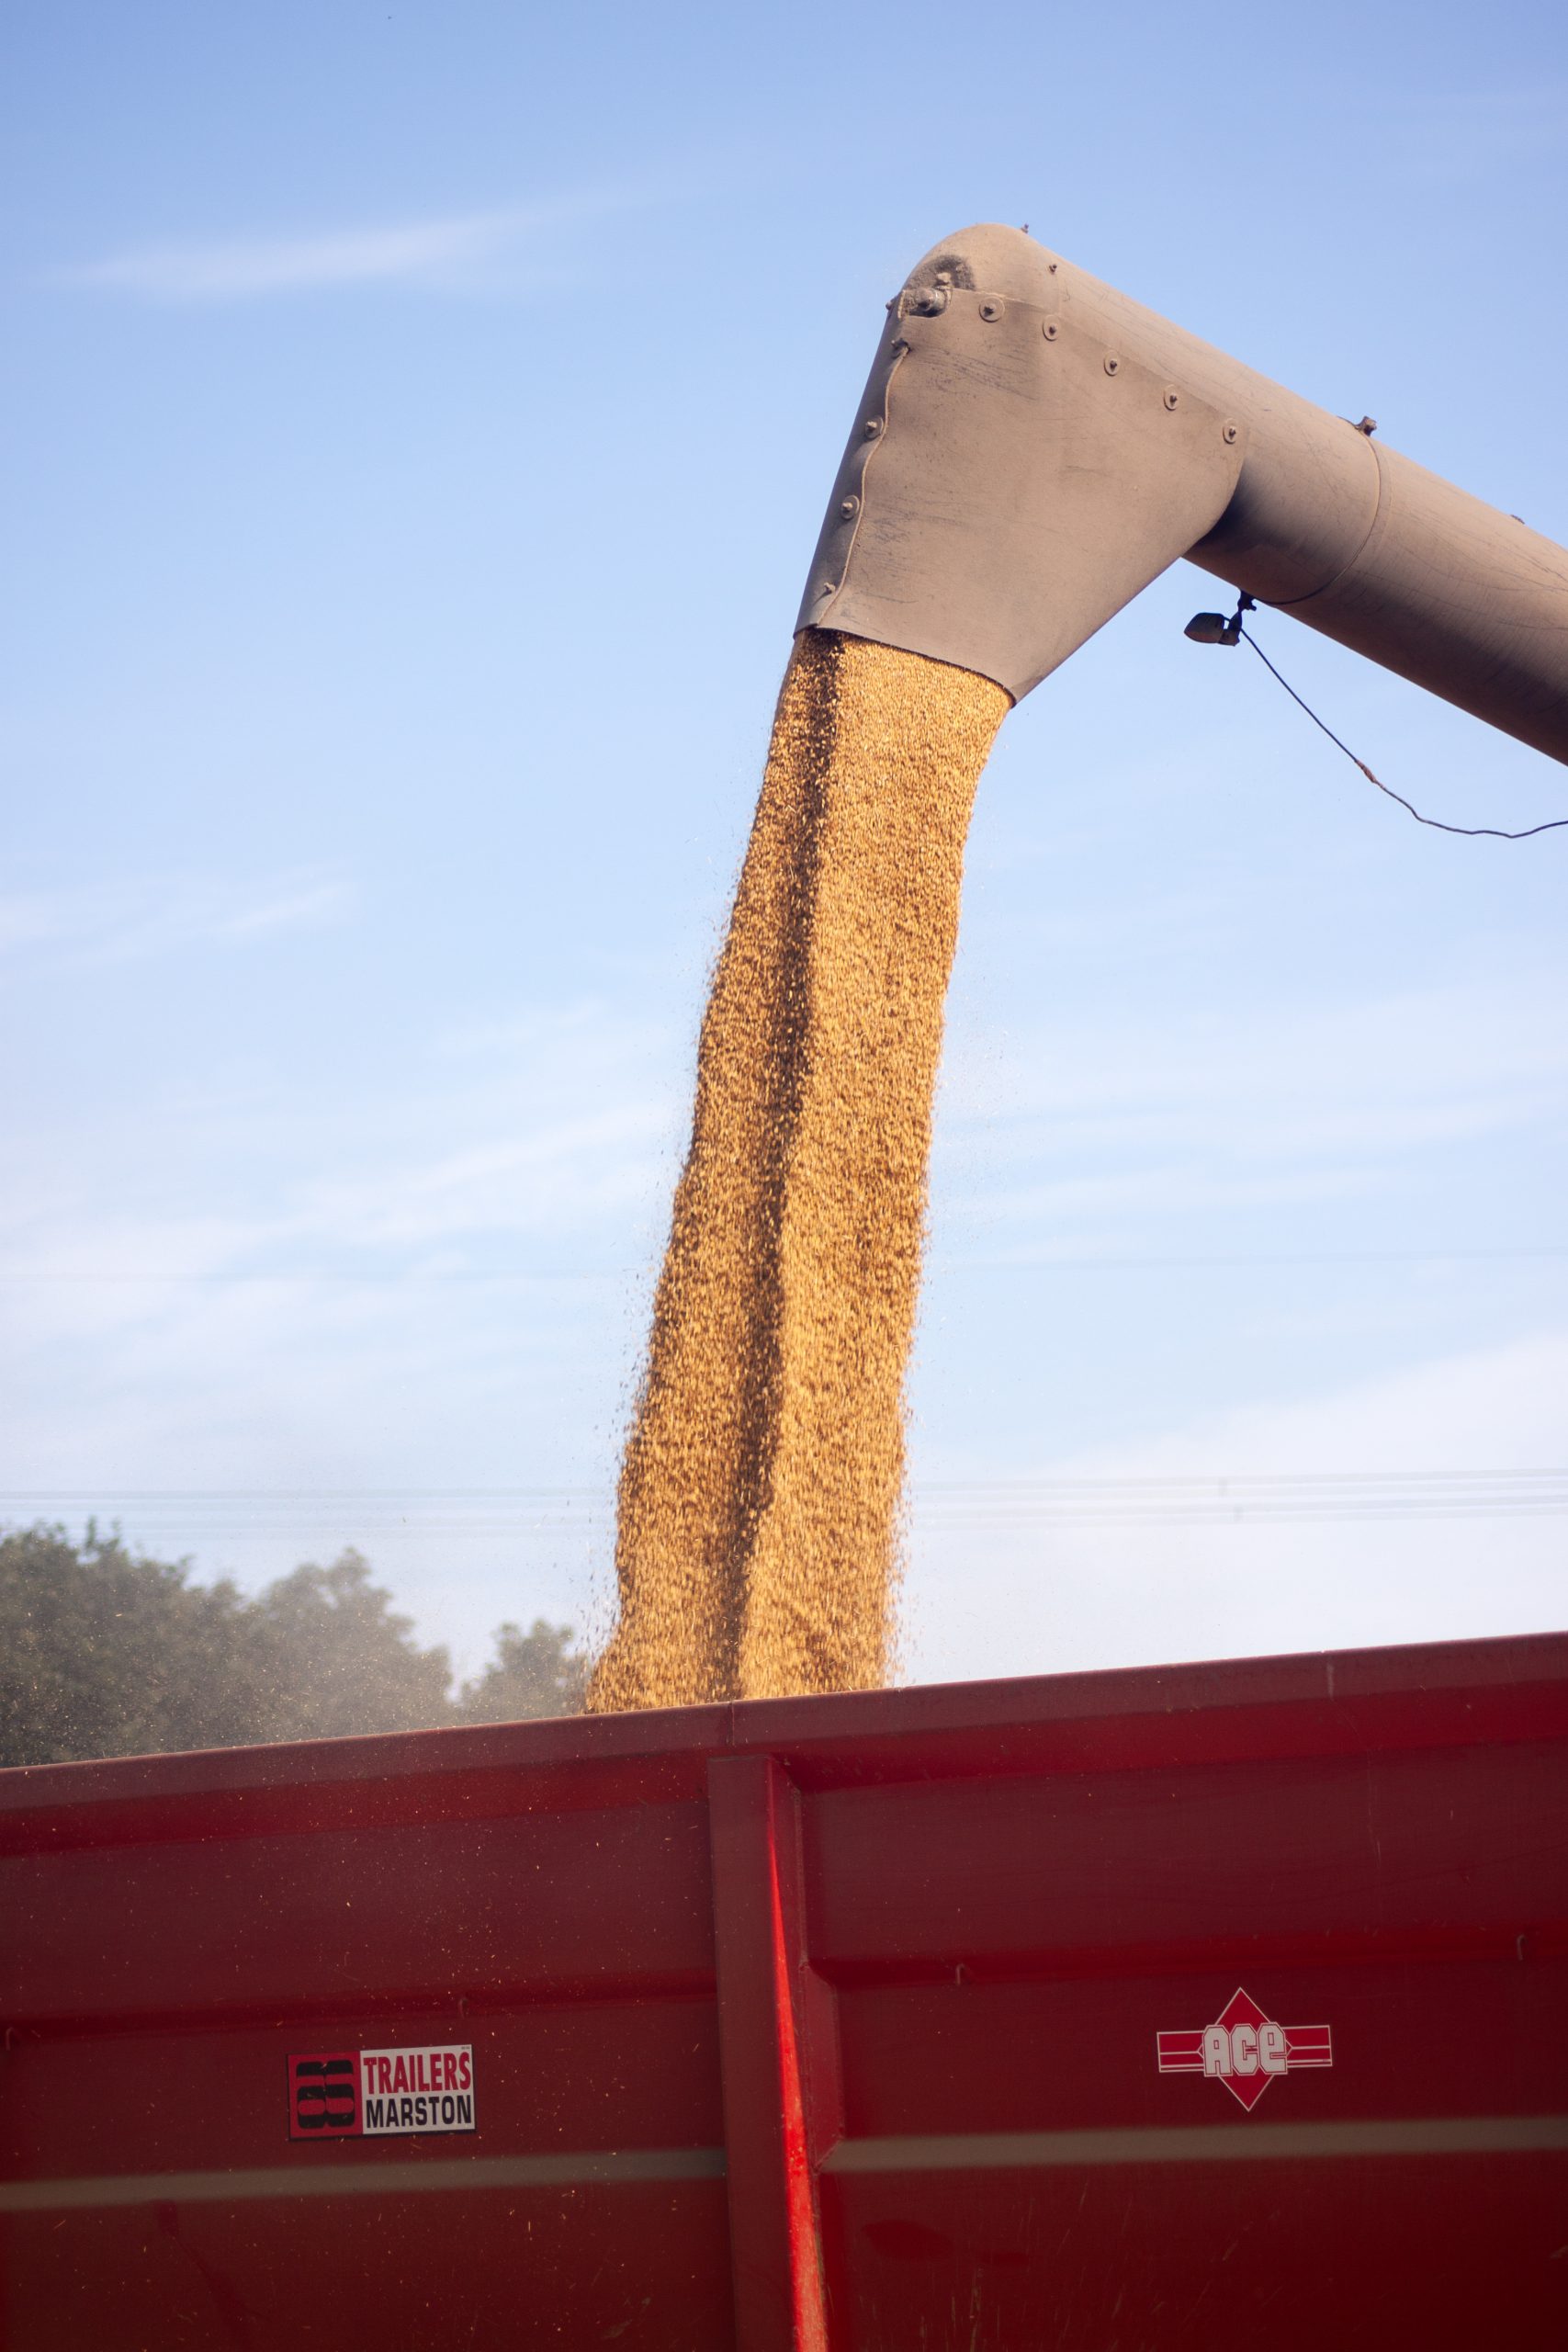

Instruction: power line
[5,1245,1568,1283]
[7,1470,1562,1498]
[8,1470,1565,1536]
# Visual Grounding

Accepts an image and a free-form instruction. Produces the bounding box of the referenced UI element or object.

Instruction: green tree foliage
[457,1617,589,1724]
[247,1550,457,1745]
[0,1522,588,1769]
[0,1523,260,1767]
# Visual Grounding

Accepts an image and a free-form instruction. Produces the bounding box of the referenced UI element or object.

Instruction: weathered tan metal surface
[800,285,1244,699]
[1273,442,1568,755]
[797,224,1568,763]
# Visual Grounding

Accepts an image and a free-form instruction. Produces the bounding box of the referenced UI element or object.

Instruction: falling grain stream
[587,630,1010,1711]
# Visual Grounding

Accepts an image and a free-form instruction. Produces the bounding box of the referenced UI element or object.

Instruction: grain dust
[587,629,1010,1711]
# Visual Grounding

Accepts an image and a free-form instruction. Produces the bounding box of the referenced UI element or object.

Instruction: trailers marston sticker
[288,2046,475,2141]
[1156,1987,1332,2112]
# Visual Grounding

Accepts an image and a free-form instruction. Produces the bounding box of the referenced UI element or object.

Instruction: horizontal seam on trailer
[0,2146,728,2211]
[821,2116,1568,2171]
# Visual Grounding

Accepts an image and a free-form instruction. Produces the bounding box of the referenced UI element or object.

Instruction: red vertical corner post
[707,1752,835,2352]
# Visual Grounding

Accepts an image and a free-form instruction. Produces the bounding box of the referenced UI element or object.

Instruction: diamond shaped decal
[1156,1985,1333,2112]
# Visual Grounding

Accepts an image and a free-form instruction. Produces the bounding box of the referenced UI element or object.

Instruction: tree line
[0,1522,588,1770]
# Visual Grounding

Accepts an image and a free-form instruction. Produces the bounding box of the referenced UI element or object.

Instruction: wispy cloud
[0,992,682,1603]
[0,995,682,1294]
[72,211,523,300]
[907,1329,1568,1681]
[932,972,1568,1244]
[1372,85,1568,187]
[221,880,351,940]
[0,869,354,965]
[60,181,656,302]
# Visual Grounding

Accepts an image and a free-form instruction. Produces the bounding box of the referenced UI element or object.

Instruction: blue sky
[4,0,1565,1684]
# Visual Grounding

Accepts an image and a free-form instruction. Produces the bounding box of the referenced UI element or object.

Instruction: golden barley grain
[586,629,1009,1712]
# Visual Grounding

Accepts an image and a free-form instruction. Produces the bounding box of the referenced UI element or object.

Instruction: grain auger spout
[592,222,1568,1723]
[798,222,1568,763]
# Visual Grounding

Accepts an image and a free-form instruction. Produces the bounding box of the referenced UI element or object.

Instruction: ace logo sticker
[1156,1988,1332,2112]
[288,2045,475,2141]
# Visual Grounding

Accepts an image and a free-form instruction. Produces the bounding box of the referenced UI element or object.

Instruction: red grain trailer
[3,1630,1566,2349]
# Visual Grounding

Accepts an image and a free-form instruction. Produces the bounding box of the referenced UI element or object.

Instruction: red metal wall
[3,1633,1565,2349]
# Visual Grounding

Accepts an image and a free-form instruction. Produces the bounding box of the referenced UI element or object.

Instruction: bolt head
[1104,354,1121,376]
[1042,320,1059,341]
[863,418,883,437]
[1163,387,1180,410]
[1222,420,1239,444]
[839,495,859,519]
[978,297,1004,322]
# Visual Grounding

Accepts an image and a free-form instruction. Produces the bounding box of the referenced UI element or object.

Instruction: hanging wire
[1202,594,1568,839]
